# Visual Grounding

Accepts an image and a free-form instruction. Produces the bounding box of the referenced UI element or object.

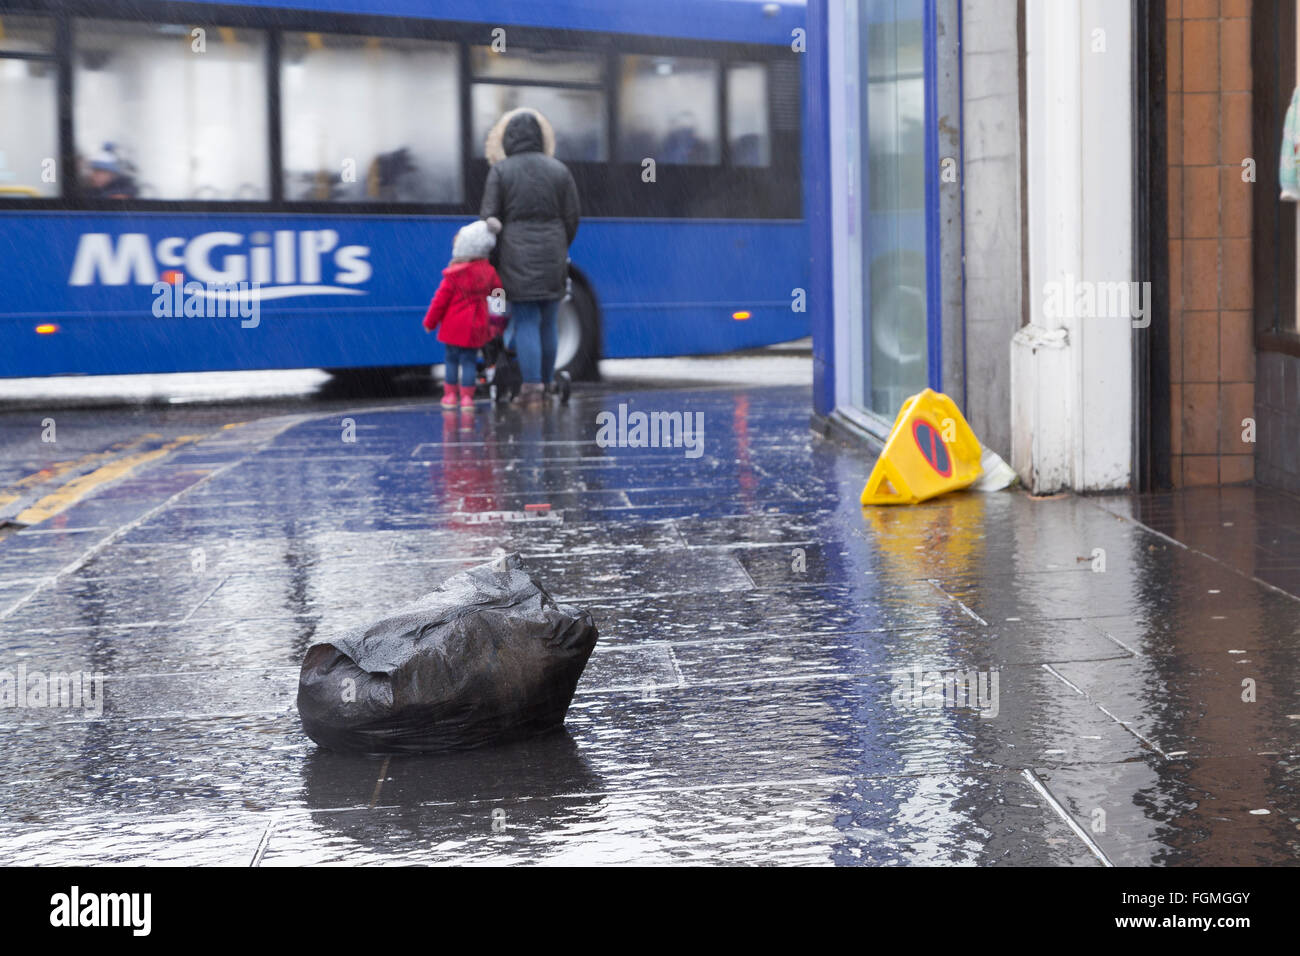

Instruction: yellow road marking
[0,434,162,510]
[15,435,205,526]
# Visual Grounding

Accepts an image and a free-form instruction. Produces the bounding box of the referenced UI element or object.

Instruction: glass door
[860,0,929,417]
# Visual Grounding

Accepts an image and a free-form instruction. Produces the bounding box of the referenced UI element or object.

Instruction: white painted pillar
[1012,0,1133,492]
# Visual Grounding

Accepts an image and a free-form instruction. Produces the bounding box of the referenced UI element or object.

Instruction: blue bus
[0,0,809,381]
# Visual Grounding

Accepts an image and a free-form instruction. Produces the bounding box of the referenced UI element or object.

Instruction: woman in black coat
[480,109,581,403]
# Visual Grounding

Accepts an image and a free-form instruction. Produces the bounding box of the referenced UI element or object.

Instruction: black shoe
[549,370,572,404]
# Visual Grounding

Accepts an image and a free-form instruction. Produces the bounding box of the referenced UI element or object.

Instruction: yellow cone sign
[860,389,983,505]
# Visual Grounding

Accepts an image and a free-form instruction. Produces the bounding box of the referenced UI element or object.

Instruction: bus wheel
[555,273,601,382]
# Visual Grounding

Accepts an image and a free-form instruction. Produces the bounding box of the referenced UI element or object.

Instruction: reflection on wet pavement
[1,384,1297,864]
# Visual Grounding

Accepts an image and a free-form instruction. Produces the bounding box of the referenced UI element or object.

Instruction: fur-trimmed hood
[484,108,556,165]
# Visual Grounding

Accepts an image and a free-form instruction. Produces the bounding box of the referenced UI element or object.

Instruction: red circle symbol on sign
[911,419,952,477]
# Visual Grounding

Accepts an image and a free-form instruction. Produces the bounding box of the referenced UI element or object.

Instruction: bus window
[617,54,720,166]
[472,86,607,163]
[470,46,604,84]
[470,47,607,162]
[282,33,461,203]
[0,15,57,198]
[73,21,269,201]
[727,62,771,167]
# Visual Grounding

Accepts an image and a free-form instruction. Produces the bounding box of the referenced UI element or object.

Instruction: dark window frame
[0,10,59,199]
[726,59,777,169]
[278,28,464,204]
[469,43,611,164]
[615,51,725,167]
[0,0,802,219]
[71,14,276,203]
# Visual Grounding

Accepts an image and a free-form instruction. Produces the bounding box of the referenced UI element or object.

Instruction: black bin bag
[297,554,598,753]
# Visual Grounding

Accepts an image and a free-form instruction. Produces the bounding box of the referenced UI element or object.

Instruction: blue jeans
[443,345,479,388]
[506,299,559,385]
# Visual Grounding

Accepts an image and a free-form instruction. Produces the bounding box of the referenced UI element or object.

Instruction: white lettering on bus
[67,231,372,298]
[69,233,158,286]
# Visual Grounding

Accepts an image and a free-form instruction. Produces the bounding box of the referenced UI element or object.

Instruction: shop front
[812,0,961,442]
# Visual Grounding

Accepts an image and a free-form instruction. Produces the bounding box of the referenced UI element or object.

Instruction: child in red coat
[424,218,504,409]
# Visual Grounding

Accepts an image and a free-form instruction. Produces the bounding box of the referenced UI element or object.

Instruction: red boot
[459,384,477,409]
[441,384,459,409]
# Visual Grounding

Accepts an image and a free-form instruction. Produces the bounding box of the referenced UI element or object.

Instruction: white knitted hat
[452,219,497,260]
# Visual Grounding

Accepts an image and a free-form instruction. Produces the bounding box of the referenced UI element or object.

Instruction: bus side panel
[0,213,808,377]
[574,220,810,359]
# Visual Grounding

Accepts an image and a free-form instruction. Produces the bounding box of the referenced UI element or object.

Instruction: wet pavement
[0,369,1298,865]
